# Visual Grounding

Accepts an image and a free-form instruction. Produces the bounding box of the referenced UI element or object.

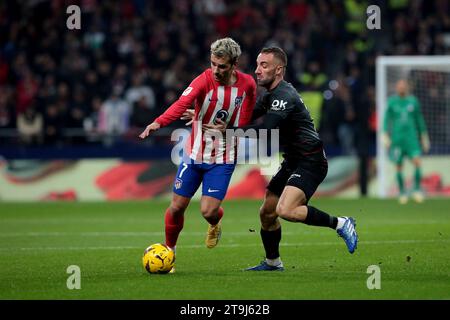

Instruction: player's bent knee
[259,206,277,225]
[275,203,291,220]
[200,207,218,220]
[170,202,188,216]
[259,205,270,217]
[260,204,276,218]
[169,206,185,216]
[170,194,190,216]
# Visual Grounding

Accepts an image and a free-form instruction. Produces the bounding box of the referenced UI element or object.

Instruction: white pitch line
[0,231,291,237]
[0,219,447,225]
[0,239,448,252]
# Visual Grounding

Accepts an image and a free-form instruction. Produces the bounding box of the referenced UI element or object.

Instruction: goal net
[376,56,450,198]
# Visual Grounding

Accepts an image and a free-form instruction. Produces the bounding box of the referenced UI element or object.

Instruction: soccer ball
[142,243,175,274]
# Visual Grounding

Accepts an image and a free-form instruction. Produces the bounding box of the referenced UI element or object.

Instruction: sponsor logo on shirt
[213,109,229,124]
[271,99,287,111]
[182,87,193,96]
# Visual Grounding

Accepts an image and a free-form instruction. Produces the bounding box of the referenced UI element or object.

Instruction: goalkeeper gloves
[421,134,430,153]
[381,133,391,149]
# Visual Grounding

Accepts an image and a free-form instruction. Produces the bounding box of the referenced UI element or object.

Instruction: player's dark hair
[260,47,288,68]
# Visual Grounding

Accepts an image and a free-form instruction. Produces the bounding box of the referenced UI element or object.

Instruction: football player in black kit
[203,47,358,271]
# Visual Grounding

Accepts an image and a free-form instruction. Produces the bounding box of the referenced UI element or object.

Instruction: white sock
[169,246,176,254]
[266,257,283,267]
[336,217,346,230]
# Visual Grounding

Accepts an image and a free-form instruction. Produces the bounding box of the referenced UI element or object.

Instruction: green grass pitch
[1,199,449,300]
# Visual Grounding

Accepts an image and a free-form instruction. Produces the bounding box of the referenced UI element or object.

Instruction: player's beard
[257,75,275,89]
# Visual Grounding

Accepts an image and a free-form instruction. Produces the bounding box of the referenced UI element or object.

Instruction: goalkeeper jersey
[383,95,427,143]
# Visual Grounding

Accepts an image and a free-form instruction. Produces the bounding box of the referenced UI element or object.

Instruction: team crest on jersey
[182,87,193,96]
[407,104,414,112]
[234,96,243,109]
[175,178,183,189]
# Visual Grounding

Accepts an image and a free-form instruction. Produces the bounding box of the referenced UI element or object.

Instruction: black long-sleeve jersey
[241,80,326,163]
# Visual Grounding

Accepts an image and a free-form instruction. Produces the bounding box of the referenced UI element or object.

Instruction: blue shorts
[172,160,236,200]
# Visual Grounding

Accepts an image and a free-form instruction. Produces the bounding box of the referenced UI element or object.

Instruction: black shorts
[267,159,328,203]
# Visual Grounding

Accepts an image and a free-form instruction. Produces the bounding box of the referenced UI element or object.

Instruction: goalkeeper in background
[382,79,430,204]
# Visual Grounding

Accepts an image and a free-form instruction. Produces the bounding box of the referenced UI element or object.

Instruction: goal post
[376,56,450,198]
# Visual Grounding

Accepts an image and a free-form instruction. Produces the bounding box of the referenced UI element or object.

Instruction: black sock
[305,206,338,229]
[260,227,281,259]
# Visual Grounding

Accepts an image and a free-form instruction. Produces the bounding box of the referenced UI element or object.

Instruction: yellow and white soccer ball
[142,243,175,274]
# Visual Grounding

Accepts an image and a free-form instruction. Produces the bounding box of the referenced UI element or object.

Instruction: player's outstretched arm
[139,122,161,139]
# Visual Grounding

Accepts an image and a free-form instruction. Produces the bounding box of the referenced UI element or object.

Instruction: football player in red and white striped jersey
[139,38,256,267]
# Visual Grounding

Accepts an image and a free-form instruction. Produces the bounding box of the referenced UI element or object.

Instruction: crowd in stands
[0,0,449,155]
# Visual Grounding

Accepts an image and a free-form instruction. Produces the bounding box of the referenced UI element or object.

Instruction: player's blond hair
[210,38,242,65]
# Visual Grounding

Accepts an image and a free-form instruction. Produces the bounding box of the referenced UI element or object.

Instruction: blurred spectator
[354,85,376,196]
[15,68,39,115]
[0,86,15,129]
[320,78,355,155]
[335,82,356,155]
[44,103,63,145]
[299,61,328,91]
[125,73,156,110]
[83,22,106,51]
[0,56,8,85]
[111,64,129,96]
[68,93,88,129]
[98,87,130,135]
[84,70,100,102]
[17,106,43,145]
[36,74,57,107]
[96,61,113,99]
[83,96,103,139]
[286,0,310,26]
[130,96,158,129]
[344,0,368,37]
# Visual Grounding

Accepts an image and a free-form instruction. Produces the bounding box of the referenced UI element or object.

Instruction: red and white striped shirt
[155,69,256,164]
